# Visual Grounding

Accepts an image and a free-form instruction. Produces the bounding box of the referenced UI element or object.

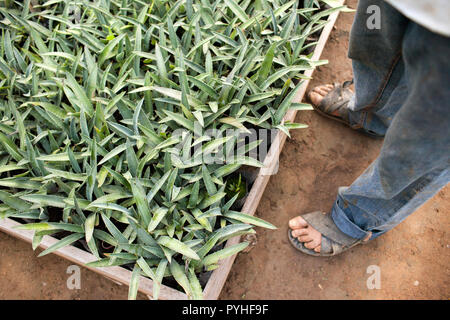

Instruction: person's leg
[331,21,450,240]
[309,0,409,137]
[290,20,450,254]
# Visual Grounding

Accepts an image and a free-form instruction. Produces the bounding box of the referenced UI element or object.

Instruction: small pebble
[318,284,323,290]
[414,281,419,286]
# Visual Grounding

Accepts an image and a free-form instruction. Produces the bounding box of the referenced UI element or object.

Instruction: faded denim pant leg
[330,1,450,240]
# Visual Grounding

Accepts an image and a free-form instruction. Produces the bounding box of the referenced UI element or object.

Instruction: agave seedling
[225,174,247,201]
[0,0,346,299]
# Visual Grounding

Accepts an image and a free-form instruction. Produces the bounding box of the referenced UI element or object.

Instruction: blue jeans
[330,1,450,240]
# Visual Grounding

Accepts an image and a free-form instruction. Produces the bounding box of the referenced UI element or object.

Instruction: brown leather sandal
[309,80,382,138]
[288,211,371,257]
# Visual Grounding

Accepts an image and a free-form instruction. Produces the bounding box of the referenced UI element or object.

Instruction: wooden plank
[0,218,187,300]
[202,3,344,300]
[0,2,344,300]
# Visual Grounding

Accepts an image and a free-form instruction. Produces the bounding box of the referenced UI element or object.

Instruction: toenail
[289,220,299,227]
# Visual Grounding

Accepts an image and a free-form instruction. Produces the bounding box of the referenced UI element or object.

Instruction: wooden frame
[0,3,343,300]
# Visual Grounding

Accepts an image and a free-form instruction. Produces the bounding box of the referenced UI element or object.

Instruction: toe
[315,84,333,93]
[305,238,320,250]
[323,86,333,93]
[289,216,308,229]
[314,87,329,96]
[298,235,313,243]
[314,245,321,253]
[304,241,317,249]
[309,92,323,106]
[304,239,320,250]
[291,228,308,238]
[320,85,333,93]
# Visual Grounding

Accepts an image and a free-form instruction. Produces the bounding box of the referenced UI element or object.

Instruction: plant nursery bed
[0,0,343,299]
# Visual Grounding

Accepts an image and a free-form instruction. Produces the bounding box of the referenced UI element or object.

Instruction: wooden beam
[0,218,187,300]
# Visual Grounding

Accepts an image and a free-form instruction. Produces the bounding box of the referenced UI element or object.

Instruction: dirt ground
[0,0,448,300]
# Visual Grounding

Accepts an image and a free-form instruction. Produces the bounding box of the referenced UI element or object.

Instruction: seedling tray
[0,3,343,300]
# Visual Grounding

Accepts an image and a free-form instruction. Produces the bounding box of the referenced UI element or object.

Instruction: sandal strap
[320,236,347,255]
[342,79,354,88]
[317,81,354,120]
[301,211,358,248]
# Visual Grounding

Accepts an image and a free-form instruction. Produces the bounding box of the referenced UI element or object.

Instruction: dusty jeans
[330,1,450,240]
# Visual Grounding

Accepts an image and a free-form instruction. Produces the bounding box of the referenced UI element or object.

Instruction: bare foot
[308,84,334,106]
[289,216,322,253]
